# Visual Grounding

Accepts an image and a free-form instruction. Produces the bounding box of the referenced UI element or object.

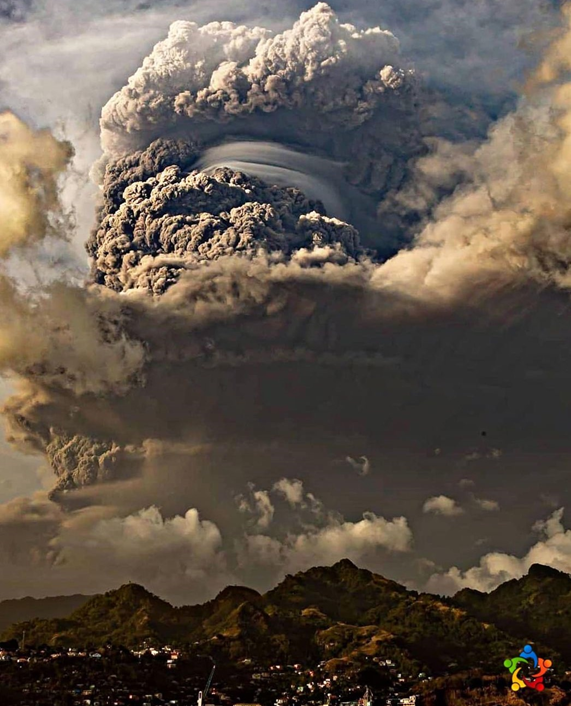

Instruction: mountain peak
[333,558,358,570]
[80,583,173,614]
[214,585,261,602]
[527,563,569,580]
[113,583,156,599]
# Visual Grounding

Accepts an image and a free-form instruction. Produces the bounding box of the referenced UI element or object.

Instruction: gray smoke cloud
[87,142,362,294]
[99,2,414,155]
[45,435,144,495]
[4,2,571,603]
[96,2,425,254]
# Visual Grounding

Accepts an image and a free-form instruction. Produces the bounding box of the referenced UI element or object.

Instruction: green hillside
[261,560,524,673]
[454,563,571,660]
[1,560,558,676]
[3,583,178,648]
[3,583,262,651]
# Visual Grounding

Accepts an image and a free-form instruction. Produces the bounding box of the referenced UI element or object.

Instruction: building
[386,696,417,706]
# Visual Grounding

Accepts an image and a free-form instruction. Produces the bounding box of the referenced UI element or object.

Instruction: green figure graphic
[504,657,529,674]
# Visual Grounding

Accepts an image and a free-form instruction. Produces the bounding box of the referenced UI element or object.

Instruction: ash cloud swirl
[88,140,362,294]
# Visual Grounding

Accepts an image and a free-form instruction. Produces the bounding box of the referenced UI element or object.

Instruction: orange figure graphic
[532,658,552,678]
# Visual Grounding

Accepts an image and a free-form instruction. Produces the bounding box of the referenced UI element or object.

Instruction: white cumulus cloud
[426,507,571,594]
[422,495,464,516]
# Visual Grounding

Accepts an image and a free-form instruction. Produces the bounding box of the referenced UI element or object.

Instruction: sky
[2,0,571,604]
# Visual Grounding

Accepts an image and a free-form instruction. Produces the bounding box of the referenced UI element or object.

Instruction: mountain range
[454,563,571,663]
[0,593,91,636]
[1,560,568,676]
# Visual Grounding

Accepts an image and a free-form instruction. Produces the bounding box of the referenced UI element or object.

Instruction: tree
[357,666,392,692]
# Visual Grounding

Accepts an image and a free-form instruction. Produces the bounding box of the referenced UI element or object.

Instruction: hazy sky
[2,0,571,604]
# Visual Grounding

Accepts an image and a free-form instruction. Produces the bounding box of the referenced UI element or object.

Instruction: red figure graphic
[523,676,545,691]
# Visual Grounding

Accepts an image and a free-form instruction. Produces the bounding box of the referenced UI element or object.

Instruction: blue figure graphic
[520,644,538,668]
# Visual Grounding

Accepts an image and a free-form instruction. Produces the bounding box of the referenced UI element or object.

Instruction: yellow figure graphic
[511,667,526,691]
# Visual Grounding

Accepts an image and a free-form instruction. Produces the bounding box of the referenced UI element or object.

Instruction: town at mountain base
[2,559,569,676]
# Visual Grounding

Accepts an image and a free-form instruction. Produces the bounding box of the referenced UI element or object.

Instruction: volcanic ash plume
[11,4,571,505]
[0,8,428,560]
[97,3,424,253]
[88,145,362,294]
[100,3,415,155]
[0,112,146,496]
[7,4,571,600]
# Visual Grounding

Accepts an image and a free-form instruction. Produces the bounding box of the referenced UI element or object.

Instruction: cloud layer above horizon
[1,0,571,603]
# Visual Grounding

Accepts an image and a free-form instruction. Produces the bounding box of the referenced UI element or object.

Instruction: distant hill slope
[2,583,265,655]
[453,563,571,661]
[261,559,527,673]
[0,594,91,635]
[1,560,532,676]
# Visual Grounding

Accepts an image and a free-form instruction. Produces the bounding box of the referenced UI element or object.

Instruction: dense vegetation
[3,559,555,676]
[453,563,571,662]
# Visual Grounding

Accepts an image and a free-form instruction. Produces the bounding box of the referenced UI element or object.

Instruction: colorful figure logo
[504,645,552,692]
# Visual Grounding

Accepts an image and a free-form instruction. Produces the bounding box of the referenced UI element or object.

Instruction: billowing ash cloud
[6,3,571,604]
[100,2,414,155]
[88,140,362,294]
[45,434,144,495]
[97,2,424,252]
[0,111,72,256]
